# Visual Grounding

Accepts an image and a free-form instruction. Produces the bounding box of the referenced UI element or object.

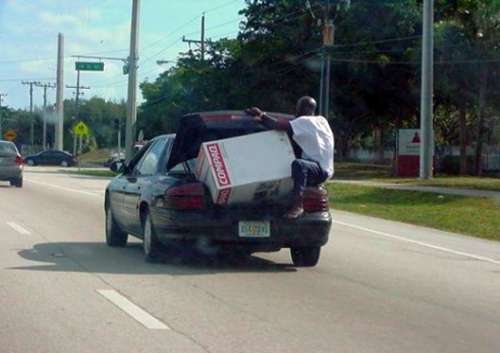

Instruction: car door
[110,143,152,232]
[122,138,169,236]
[36,151,50,165]
[54,151,66,165]
[107,175,129,231]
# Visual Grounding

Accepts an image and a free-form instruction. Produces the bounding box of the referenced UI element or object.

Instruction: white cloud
[39,11,80,27]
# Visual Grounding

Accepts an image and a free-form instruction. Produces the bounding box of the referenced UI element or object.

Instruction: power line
[204,0,241,14]
[333,35,422,48]
[0,77,55,82]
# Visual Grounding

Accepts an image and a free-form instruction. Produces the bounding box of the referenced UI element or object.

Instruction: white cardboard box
[195,130,295,205]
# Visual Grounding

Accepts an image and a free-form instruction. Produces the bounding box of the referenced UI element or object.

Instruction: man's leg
[285,159,325,219]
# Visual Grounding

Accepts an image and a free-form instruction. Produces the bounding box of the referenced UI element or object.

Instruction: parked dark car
[0,140,23,187]
[104,111,332,266]
[24,150,77,167]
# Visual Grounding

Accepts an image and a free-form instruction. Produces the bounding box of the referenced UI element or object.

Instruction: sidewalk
[331,179,500,199]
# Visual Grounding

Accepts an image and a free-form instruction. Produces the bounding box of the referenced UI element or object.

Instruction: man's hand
[245,107,264,120]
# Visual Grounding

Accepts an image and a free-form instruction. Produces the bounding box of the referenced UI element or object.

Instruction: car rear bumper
[150,207,332,250]
[0,166,22,180]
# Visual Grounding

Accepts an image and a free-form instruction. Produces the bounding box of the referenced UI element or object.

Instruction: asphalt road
[1,166,499,353]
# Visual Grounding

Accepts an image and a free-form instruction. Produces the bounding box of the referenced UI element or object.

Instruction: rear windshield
[0,142,17,154]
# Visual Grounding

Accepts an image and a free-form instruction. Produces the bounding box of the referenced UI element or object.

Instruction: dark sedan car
[0,140,23,187]
[104,111,332,266]
[24,150,77,167]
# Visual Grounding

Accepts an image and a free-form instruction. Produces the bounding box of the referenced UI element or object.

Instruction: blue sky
[0,0,246,109]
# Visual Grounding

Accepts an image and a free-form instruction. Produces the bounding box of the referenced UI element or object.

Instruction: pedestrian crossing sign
[73,121,89,136]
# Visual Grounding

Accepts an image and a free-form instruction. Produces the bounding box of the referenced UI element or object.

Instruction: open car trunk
[166,111,294,171]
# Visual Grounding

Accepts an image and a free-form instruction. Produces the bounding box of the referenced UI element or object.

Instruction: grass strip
[327,183,500,241]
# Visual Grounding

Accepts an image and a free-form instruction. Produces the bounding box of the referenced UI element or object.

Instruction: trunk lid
[166,110,294,171]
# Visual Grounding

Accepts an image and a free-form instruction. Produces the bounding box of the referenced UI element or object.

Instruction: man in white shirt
[246,96,334,219]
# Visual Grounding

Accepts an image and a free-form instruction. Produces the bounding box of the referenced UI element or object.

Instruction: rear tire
[105,206,128,247]
[10,178,23,188]
[61,160,69,167]
[143,213,162,263]
[290,246,321,267]
[26,159,35,166]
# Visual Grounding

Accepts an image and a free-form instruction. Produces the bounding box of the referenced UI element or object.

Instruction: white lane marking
[97,289,170,330]
[333,220,500,266]
[25,179,103,197]
[7,222,31,235]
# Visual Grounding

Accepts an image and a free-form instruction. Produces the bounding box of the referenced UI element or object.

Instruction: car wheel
[10,178,23,188]
[61,160,69,167]
[143,213,162,262]
[290,246,321,267]
[26,159,35,166]
[105,206,128,247]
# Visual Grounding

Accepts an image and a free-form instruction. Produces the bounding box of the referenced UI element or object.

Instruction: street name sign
[75,62,104,71]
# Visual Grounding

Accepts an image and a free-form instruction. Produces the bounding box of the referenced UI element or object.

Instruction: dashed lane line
[7,222,31,235]
[97,289,170,330]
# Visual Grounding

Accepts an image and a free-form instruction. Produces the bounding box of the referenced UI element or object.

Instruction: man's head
[296,96,317,117]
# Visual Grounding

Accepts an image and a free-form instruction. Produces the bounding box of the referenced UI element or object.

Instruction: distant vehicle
[0,140,23,187]
[104,152,125,168]
[24,150,77,167]
[104,112,331,266]
[107,143,146,171]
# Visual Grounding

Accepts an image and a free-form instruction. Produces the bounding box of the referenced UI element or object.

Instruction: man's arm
[245,107,292,134]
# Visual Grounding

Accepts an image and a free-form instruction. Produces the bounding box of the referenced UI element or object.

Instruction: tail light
[164,183,206,210]
[303,187,329,212]
[15,155,24,166]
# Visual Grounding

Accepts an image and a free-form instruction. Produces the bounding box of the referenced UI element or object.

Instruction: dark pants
[291,159,329,198]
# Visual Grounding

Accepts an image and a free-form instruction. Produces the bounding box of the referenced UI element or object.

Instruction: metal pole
[125,0,140,161]
[75,70,81,115]
[319,50,325,116]
[118,119,122,158]
[201,13,205,62]
[0,93,6,137]
[42,86,47,149]
[29,83,34,145]
[73,129,77,156]
[419,0,434,179]
[55,33,64,151]
[324,51,332,119]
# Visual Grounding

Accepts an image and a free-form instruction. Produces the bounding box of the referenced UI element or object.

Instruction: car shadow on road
[11,241,297,275]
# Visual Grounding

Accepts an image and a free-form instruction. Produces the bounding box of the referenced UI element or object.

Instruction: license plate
[238,221,270,238]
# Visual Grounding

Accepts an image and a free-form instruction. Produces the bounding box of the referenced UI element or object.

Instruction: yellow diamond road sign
[3,129,17,141]
[73,121,89,137]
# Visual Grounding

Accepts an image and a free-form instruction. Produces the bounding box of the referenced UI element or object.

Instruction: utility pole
[201,13,206,62]
[317,1,350,119]
[125,0,140,161]
[182,14,213,62]
[319,1,334,119]
[55,33,64,151]
[22,81,39,146]
[66,76,90,156]
[0,92,7,137]
[35,82,56,149]
[419,0,434,179]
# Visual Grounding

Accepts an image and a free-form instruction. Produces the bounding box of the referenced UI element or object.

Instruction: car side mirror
[111,161,127,173]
